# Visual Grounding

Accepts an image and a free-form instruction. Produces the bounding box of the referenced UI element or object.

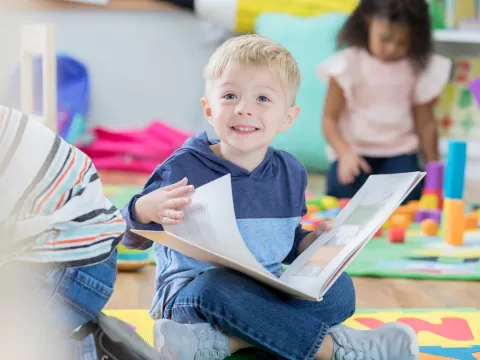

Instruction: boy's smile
[201,63,299,172]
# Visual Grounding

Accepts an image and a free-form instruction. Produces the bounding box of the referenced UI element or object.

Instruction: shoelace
[333,337,372,360]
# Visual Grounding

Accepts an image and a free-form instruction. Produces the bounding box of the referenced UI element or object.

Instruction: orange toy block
[390,214,411,229]
[444,199,465,246]
[420,219,439,236]
[406,200,420,212]
[394,205,415,222]
[306,204,319,216]
[465,212,478,230]
[388,228,405,243]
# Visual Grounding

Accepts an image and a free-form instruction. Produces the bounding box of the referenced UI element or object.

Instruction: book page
[163,174,273,277]
[280,172,425,296]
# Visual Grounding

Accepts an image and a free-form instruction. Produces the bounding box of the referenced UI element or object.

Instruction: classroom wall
[1,9,234,134]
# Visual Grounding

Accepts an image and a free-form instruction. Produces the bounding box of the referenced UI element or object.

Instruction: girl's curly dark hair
[337,0,432,72]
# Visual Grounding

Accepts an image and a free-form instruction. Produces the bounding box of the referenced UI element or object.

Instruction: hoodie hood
[180,132,277,181]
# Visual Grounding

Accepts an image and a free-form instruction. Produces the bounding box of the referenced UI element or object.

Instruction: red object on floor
[78,121,193,173]
[373,228,382,238]
[388,228,405,243]
[339,198,351,209]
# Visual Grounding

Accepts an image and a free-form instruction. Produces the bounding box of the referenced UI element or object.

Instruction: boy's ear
[200,98,212,119]
[279,106,300,132]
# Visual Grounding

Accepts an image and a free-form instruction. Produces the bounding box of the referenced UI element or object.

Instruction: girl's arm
[413,101,439,162]
[322,78,350,157]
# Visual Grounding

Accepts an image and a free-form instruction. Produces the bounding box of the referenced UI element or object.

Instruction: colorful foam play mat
[104,308,480,359]
[346,223,480,280]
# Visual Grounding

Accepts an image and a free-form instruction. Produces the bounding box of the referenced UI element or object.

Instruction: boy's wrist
[133,196,151,224]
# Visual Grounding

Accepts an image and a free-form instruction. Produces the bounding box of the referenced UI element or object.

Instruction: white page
[280,172,425,297]
[163,174,273,277]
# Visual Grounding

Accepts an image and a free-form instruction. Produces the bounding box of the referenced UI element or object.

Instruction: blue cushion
[255,12,348,172]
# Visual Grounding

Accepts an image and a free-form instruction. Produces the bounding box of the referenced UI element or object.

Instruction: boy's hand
[314,220,333,237]
[338,152,371,185]
[134,177,194,225]
[299,220,333,254]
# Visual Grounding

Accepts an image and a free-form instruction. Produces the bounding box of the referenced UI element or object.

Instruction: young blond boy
[122,34,419,360]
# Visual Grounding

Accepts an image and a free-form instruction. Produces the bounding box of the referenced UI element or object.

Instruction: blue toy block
[444,140,467,199]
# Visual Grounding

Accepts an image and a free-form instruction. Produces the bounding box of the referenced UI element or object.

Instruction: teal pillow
[255,12,348,172]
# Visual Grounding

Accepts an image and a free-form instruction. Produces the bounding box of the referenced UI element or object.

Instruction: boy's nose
[236,104,253,116]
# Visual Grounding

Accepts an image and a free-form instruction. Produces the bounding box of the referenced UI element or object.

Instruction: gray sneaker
[154,319,231,360]
[328,322,419,360]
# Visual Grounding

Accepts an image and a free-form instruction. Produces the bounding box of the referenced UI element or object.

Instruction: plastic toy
[390,214,411,229]
[321,195,339,210]
[444,199,465,246]
[388,228,405,243]
[421,219,440,237]
[465,212,478,230]
[414,209,442,224]
[339,198,351,209]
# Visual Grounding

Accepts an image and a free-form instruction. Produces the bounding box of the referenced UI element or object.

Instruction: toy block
[406,200,420,212]
[444,199,465,246]
[421,219,439,236]
[465,212,478,230]
[390,214,411,229]
[307,204,319,216]
[306,197,323,209]
[388,228,405,243]
[374,228,383,238]
[444,140,467,199]
[425,161,444,192]
[419,193,439,209]
[382,219,391,230]
[339,198,351,209]
[321,196,339,210]
[415,209,442,224]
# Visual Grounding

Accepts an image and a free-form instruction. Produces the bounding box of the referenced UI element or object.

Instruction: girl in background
[318,0,451,201]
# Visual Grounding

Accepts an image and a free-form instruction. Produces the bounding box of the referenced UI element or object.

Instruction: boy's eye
[223,93,237,100]
[257,95,270,102]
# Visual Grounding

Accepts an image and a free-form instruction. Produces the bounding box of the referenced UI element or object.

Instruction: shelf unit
[434,29,480,44]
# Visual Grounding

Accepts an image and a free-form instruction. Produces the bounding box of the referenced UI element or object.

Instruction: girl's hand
[338,152,371,184]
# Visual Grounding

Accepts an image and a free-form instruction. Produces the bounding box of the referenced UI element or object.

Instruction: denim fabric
[0,249,117,360]
[163,268,356,360]
[326,153,424,203]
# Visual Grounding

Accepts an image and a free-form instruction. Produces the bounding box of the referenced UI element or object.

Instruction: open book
[134,171,425,301]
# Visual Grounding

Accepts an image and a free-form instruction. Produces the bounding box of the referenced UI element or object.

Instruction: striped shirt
[0,105,125,267]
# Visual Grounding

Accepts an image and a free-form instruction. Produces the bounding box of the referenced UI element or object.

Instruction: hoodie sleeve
[121,160,188,250]
[283,167,312,265]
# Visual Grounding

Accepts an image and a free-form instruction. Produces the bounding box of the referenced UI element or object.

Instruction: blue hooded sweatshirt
[121,132,311,319]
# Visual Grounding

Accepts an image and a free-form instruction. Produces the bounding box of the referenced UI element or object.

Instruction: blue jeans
[163,268,356,360]
[0,250,118,360]
[326,153,424,203]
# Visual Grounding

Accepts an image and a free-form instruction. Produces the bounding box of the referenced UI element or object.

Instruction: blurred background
[1,0,480,195]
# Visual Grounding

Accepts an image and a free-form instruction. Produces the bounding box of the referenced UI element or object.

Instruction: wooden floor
[105,174,480,310]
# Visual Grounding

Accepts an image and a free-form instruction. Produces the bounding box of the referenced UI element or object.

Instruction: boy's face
[201,64,299,154]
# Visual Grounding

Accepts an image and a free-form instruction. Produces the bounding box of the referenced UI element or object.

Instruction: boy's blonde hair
[203,34,301,105]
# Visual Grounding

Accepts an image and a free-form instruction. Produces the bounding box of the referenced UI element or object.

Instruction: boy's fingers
[158,217,180,225]
[163,177,188,191]
[167,185,194,199]
[159,209,184,220]
[164,197,192,209]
